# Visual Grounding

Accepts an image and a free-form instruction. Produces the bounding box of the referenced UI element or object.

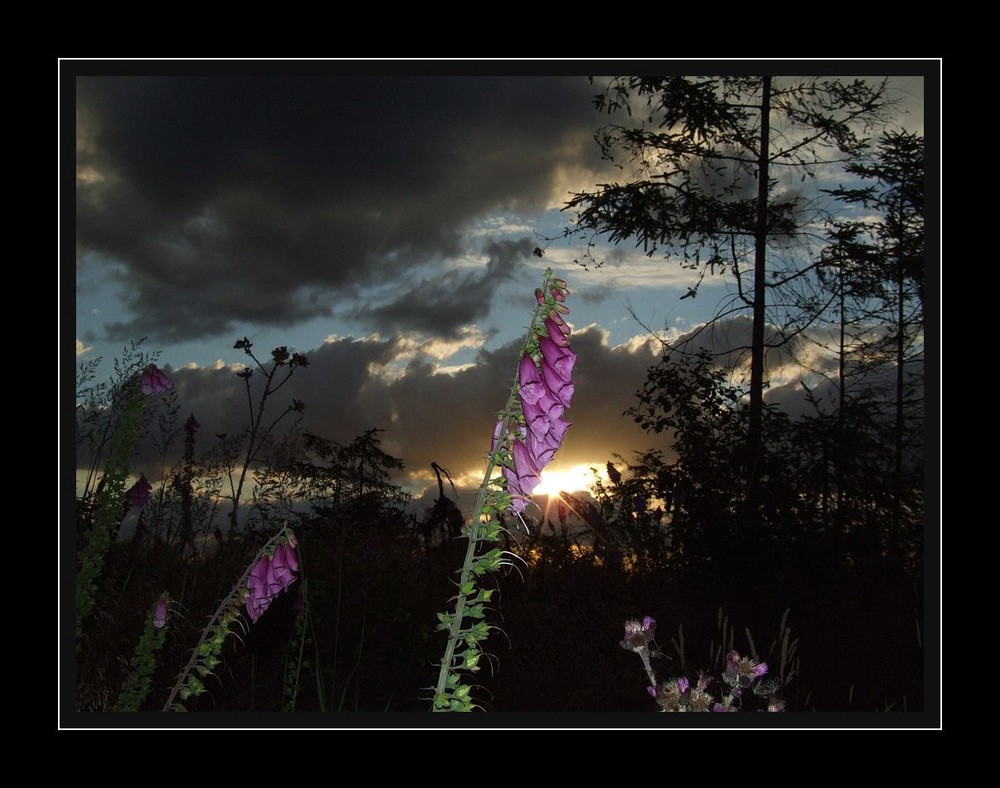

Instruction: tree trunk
[894,187,906,534]
[747,76,771,503]
[837,264,846,528]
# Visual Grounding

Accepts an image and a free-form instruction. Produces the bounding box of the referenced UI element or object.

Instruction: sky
[68,62,932,515]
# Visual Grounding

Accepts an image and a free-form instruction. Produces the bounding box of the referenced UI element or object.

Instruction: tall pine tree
[565,75,893,508]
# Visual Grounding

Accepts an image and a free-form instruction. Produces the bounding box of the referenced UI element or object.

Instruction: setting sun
[532,464,606,497]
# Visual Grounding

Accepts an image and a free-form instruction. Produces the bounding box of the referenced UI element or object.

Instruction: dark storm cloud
[284,328,664,487]
[102,334,405,479]
[558,326,668,464]
[370,327,667,488]
[114,325,666,498]
[76,75,605,342]
[97,311,902,517]
[350,237,536,337]
[89,313,857,500]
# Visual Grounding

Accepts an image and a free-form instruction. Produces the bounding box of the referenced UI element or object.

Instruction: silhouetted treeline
[75,412,923,713]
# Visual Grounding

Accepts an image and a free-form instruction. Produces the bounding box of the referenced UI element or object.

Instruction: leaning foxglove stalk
[162,524,299,711]
[432,269,574,711]
[76,364,173,647]
[114,594,171,711]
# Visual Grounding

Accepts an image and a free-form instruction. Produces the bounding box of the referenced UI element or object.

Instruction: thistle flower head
[688,686,715,712]
[722,650,769,689]
[621,616,656,652]
[649,678,690,711]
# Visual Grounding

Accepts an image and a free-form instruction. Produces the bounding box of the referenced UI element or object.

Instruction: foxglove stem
[433,268,572,711]
[76,381,147,645]
[113,594,170,711]
[432,377,522,710]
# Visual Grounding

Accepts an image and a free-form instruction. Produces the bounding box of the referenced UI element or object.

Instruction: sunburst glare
[532,464,606,497]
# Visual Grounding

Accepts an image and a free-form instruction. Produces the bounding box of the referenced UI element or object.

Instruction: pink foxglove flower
[545,315,571,347]
[510,438,542,495]
[518,354,546,405]
[244,539,300,622]
[267,543,299,595]
[126,474,153,509]
[539,358,574,408]
[494,276,576,514]
[526,417,570,469]
[538,336,575,380]
[245,555,273,622]
[153,594,169,629]
[140,364,173,395]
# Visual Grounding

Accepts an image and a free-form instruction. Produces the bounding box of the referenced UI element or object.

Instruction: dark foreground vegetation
[75,499,924,713]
